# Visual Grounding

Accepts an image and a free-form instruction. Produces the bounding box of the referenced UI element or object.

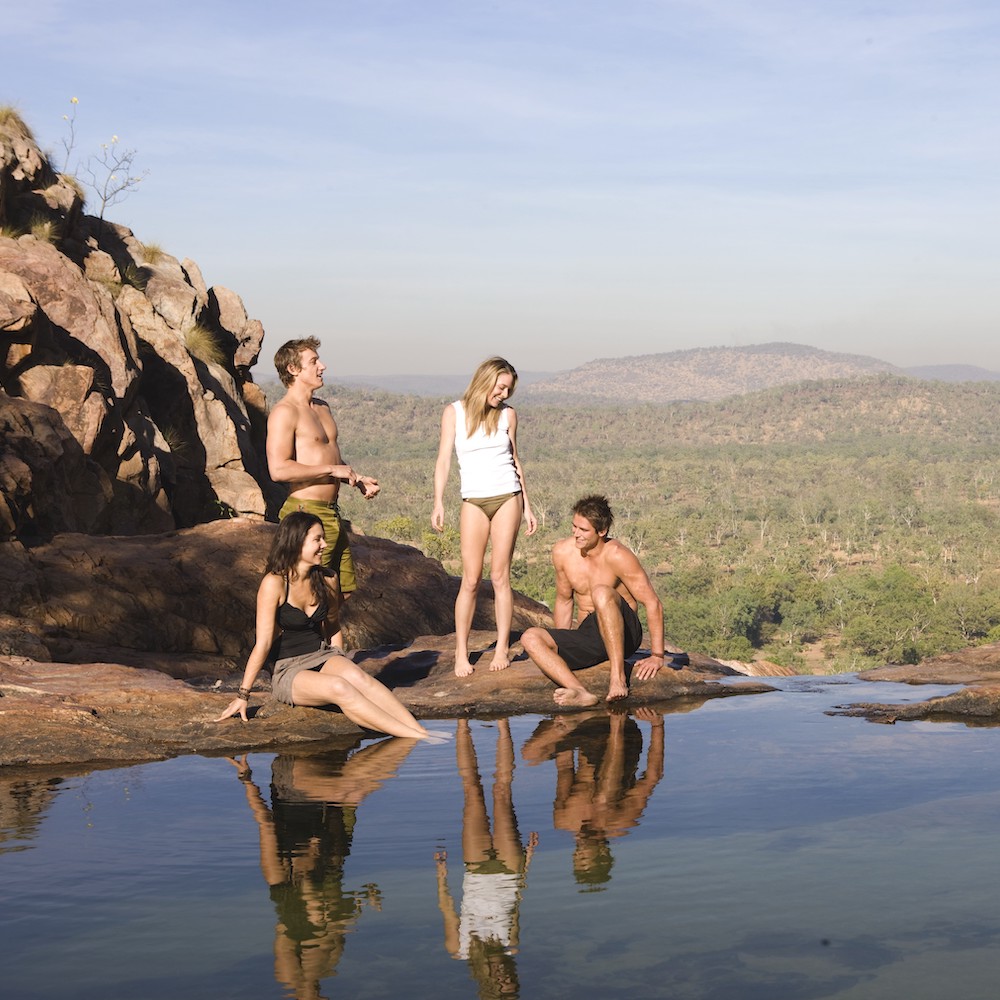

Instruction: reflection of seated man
[521,495,667,707]
[435,719,537,998]
[228,739,417,1000]
[521,709,664,887]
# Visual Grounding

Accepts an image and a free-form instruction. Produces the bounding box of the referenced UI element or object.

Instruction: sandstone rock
[144,266,201,331]
[1,127,274,539]
[236,317,265,371]
[0,517,771,768]
[36,174,85,220]
[0,638,765,768]
[109,404,174,533]
[7,135,45,184]
[2,520,549,666]
[0,236,140,400]
[858,643,1000,683]
[716,657,798,677]
[831,644,1000,724]
[82,247,119,285]
[0,269,36,332]
[206,284,247,363]
[119,284,265,522]
[0,396,112,540]
[17,363,106,453]
[0,540,44,615]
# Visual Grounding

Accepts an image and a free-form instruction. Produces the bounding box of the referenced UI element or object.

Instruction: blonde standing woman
[432,357,537,676]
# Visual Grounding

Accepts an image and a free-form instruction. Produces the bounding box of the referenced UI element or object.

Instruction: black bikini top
[277,575,328,632]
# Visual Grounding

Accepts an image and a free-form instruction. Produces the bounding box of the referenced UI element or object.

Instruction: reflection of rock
[0,114,279,539]
[0,772,64,852]
[832,645,1000,724]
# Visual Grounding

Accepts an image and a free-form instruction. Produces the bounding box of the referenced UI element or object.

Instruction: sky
[4,0,999,377]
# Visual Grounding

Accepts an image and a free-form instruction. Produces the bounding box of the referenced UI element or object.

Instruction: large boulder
[0,519,758,768]
[0,120,277,542]
[0,395,112,540]
[0,519,552,667]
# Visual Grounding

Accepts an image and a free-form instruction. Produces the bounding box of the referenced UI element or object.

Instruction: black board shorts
[545,596,643,671]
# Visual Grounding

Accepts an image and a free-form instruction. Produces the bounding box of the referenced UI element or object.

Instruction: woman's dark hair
[265,511,327,605]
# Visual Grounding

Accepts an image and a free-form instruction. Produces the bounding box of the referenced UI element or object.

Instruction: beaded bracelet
[237,686,251,700]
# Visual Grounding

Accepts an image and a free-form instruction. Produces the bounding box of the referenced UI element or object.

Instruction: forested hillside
[522,341,900,403]
[286,374,1000,673]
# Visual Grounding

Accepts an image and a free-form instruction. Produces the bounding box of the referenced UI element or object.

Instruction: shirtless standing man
[521,495,667,708]
[267,337,380,648]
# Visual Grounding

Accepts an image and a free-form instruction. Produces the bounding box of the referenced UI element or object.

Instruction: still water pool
[3,676,999,1000]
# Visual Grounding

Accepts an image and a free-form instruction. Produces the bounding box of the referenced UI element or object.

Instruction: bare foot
[606,681,629,702]
[554,687,600,708]
[490,651,511,671]
[454,658,474,678]
[419,730,455,744]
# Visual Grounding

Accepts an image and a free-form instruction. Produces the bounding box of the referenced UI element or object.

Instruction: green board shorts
[279,497,357,593]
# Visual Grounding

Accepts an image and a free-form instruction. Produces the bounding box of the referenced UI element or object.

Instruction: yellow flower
[70,96,79,104]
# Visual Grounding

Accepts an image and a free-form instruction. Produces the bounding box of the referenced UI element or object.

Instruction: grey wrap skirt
[271,645,341,705]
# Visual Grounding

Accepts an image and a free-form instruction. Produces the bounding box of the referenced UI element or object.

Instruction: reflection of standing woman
[432,357,537,676]
[435,720,537,997]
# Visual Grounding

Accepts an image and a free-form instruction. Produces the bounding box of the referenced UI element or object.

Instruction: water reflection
[522,708,664,888]
[0,773,65,854]
[7,686,1000,999]
[435,719,536,999]
[227,737,418,1000]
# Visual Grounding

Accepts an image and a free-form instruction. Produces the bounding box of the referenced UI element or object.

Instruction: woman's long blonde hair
[461,356,518,437]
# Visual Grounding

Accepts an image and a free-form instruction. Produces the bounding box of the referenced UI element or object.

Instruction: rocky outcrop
[0,517,756,767]
[830,644,1000,725]
[0,645,765,768]
[0,111,278,541]
[0,519,552,666]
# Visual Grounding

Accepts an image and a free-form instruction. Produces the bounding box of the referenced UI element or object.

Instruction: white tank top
[452,400,521,499]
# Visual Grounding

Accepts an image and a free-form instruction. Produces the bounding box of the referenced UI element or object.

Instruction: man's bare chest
[296,407,336,446]
[566,561,620,597]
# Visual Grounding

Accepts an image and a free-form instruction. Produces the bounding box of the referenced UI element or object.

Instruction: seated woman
[215,511,435,739]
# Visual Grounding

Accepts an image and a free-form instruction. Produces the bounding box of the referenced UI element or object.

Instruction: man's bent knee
[592,585,619,609]
[521,627,548,653]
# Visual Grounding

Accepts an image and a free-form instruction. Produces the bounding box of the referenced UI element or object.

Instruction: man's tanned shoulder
[551,536,577,563]
[603,537,639,564]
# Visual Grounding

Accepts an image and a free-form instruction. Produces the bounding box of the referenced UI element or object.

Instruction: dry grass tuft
[0,105,35,141]
[185,324,225,366]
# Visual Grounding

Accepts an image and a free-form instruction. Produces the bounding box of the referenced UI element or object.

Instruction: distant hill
[334,370,562,398]
[521,342,902,403]
[262,347,1000,404]
[902,364,1000,383]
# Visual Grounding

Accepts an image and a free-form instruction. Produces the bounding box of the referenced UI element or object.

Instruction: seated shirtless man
[521,495,667,708]
[266,337,380,647]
